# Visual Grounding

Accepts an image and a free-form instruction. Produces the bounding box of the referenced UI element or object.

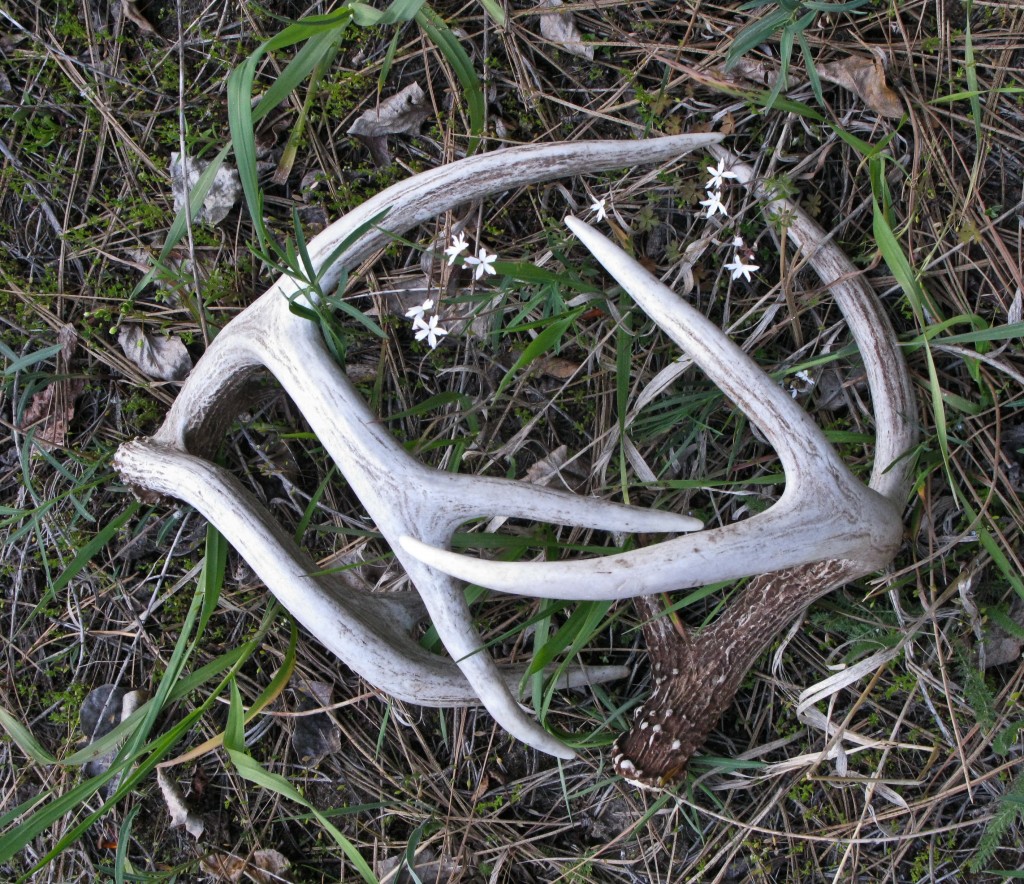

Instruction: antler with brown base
[117,135,915,774]
[406,147,918,784]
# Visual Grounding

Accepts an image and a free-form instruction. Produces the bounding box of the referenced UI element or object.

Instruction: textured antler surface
[611,149,918,787]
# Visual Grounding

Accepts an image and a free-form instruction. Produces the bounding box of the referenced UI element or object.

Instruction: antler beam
[118,134,915,774]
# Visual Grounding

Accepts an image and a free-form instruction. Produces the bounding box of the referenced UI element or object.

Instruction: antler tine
[708,146,917,501]
[401,218,903,598]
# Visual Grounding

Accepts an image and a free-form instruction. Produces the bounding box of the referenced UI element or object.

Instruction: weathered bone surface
[406,147,917,785]
[114,134,718,760]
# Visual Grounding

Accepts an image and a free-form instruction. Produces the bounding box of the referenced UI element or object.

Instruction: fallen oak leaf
[201,849,291,883]
[80,686,147,795]
[290,680,341,765]
[121,0,157,34]
[534,355,581,380]
[537,0,594,61]
[347,83,430,166]
[16,324,83,449]
[17,381,82,448]
[170,152,241,225]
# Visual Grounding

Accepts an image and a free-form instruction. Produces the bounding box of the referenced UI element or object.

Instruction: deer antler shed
[116,135,916,783]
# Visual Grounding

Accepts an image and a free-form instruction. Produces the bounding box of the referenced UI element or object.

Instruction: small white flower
[405,299,434,322]
[723,256,759,282]
[414,313,448,349]
[463,247,497,281]
[706,158,738,191]
[788,370,815,399]
[732,235,745,248]
[443,232,469,266]
[591,197,608,222]
[700,190,729,218]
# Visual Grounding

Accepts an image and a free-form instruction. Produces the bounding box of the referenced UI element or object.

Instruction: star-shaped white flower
[591,197,608,222]
[443,232,469,266]
[706,158,738,191]
[724,255,759,282]
[463,247,497,281]
[700,190,728,218]
[405,298,435,322]
[414,313,448,349]
[789,370,815,399]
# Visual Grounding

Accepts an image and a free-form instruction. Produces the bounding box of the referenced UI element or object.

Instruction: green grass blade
[416,5,484,150]
[962,0,983,146]
[2,342,65,376]
[198,523,228,635]
[476,0,506,26]
[725,5,792,68]
[225,679,378,883]
[529,602,613,679]
[35,500,141,614]
[495,309,582,398]
[0,705,58,765]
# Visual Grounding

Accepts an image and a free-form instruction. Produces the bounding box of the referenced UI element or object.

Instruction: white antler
[401,147,918,783]
[115,134,718,759]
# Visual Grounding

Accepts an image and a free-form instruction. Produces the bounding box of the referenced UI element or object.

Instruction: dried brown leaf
[81,688,146,786]
[201,849,292,883]
[118,324,193,381]
[170,152,241,225]
[121,0,156,34]
[290,680,341,765]
[817,55,903,119]
[17,382,81,448]
[16,325,83,449]
[982,596,1024,668]
[537,0,594,61]
[534,355,581,380]
[348,83,430,166]
[524,445,569,486]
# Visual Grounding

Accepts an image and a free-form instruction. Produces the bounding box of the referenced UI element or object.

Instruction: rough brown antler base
[613,560,853,788]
